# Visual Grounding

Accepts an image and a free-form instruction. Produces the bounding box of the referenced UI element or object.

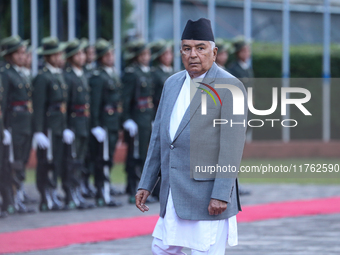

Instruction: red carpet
[1,196,340,254]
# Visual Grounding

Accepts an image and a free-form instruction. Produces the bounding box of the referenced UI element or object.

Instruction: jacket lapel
[165,71,186,142]
[171,62,218,143]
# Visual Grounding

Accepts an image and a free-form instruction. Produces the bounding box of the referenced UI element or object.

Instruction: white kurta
[152,70,238,252]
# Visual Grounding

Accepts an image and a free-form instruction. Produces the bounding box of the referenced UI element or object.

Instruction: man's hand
[135,189,150,213]
[208,198,227,215]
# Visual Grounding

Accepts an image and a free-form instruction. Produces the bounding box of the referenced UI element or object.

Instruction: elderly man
[135,18,247,254]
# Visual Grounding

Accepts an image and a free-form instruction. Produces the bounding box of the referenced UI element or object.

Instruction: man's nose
[189,48,198,58]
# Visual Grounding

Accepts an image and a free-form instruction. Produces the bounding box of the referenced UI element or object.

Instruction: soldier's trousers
[62,135,88,191]
[0,144,14,211]
[124,125,151,196]
[88,131,118,191]
[36,134,63,195]
[12,132,32,187]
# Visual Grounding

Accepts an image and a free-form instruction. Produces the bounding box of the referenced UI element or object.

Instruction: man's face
[70,49,86,68]
[237,45,251,62]
[137,48,151,66]
[159,48,173,67]
[181,40,217,78]
[86,46,95,63]
[10,46,26,66]
[101,50,115,67]
[216,50,228,67]
[45,51,63,67]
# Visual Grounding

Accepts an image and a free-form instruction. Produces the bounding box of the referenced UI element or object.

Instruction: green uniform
[227,61,254,89]
[122,63,155,196]
[62,66,91,207]
[32,65,68,210]
[151,65,173,112]
[1,63,33,213]
[89,65,123,204]
[0,72,15,215]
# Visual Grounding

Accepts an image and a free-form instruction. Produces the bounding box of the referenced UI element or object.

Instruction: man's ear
[212,47,218,61]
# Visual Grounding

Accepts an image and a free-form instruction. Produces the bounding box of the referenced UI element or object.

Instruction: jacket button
[170,144,174,150]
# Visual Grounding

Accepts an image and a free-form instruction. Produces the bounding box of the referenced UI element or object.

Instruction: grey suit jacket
[138,62,248,220]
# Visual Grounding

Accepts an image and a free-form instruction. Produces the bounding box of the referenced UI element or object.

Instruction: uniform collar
[159,64,173,73]
[103,66,114,76]
[72,66,84,77]
[238,60,249,70]
[139,64,150,73]
[46,62,62,74]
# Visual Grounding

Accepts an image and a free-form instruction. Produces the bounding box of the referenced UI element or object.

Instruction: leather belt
[47,102,67,114]
[103,103,123,115]
[136,96,153,111]
[10,100,33,113]
[71,104,90,117]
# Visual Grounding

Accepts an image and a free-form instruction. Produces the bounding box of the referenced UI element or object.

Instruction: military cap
[0,35,29,57]
[232,35,252,53]
[65,38,88,59]
[215,38,234,54]
[94,38,114,60]
[150,39,172,61]
[124,39,149,61]
[37,37,67,55]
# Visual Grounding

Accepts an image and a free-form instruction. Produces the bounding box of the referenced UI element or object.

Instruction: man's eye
[184,48,190,51]
[198,47,204,50]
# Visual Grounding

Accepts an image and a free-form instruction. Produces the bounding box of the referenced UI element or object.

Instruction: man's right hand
[135,189,150,213]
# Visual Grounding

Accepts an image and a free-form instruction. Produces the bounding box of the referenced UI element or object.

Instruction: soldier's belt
[70,104,90,118]
[103,103,123,115]
[47,102,67,114]
[10,100,33,113]
[136,96,154,111]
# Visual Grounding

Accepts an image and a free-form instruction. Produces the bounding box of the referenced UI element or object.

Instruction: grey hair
[209,41,215,50]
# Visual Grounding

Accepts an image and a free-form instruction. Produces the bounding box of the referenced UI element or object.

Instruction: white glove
[33,132,50,149]
[91,126,106,142]
[63,129,75,144]
[123,119,138,137]
[2,130,12,145]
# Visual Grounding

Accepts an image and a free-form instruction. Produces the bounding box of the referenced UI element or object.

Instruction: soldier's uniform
[0,36,34,213]
[0,71,15,217]
[88,39,123,207]
[32,37,68,211]
[122,40,156,203]
[63,38,94,209]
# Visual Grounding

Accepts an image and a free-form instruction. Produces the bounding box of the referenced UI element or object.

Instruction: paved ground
[1,183,340,254]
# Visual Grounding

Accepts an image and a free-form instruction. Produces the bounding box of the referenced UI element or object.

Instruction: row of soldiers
[0,34,252,217]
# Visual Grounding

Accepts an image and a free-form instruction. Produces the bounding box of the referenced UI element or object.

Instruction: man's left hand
[208,198,227,215]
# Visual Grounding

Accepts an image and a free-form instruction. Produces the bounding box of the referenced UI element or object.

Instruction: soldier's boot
[110,185,124,196]
[49,189,64,211]
[81,175,96,198]
[63,188,78,210]
[14,193,36,214]
[0,188,16,215]
[75,187,95,209]
[95,186,122,208]
[39,188,53,212]
[0,209,8,218]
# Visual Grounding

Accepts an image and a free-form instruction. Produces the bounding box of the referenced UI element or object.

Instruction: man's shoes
[110,186,124,196]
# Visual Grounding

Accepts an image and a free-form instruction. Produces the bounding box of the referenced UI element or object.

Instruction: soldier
[63,38,95,209]
[0,70,15,217]
[215,38,233,70]
[0,36,35,213]
[88,38,122,207]
[83,39,96,78]
[32,37,75,211]
[227,36,253,90]
[150,39,174,112]
[122,39,158,204]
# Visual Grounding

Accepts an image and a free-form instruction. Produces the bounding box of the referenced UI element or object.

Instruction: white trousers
[151,218,228,255]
